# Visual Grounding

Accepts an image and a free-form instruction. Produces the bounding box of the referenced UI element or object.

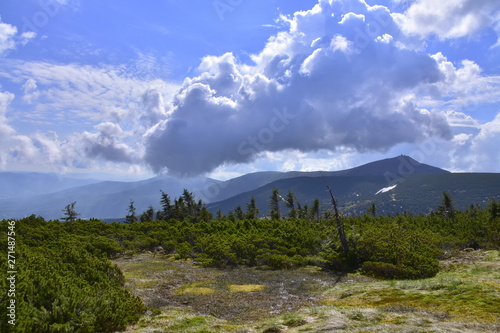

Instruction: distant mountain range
[1,155,498,220]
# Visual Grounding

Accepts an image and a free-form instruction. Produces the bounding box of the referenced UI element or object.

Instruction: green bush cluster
[1,193,498,331]
[0,216,145,333]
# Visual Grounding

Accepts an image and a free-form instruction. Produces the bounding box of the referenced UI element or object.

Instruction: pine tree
[182,189,197,217]
[172,197,186,220]
[367,202,377,217]
[160,190,172,221]
[299,204,309,219]
[310,198,320,222]
[269,188,281,220]
[62,201,80,223]
[199,206,213,222]
[125,200,138,224]
[245,196,259,219]
[285,190,297,218]
[438,192,455,219]
[234,205,244,220]
[488,197,498,220]
[140,205,155,222]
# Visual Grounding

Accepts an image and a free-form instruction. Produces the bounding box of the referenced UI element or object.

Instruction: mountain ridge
[1,156,496,220]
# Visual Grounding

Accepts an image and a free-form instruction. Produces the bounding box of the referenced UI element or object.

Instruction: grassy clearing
[115,250,500,333]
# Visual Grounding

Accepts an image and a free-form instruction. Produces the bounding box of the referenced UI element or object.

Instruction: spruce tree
[125,200,138,224]
[269,188,281,220]
[62,201,80,223]
[438,192,455,219]
[285,190,297,218]
[234,205,244,220]
[160,190,172,221]
[245,196,259,219]
[310,198,320,222]
[140,205,155,222]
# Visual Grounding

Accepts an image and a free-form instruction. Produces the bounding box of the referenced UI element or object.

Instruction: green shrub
[0,219,145,333]
[356,222,440,279]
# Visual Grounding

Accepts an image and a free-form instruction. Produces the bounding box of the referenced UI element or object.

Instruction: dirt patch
[114,254,347,322]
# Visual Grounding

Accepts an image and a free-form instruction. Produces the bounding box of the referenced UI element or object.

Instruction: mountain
[0,175,220,220]
[0,172,101,199]
[207,174,388,215]
[204,155,449,204]
[206,156,498,217]
[207,173,500,217]
[1,156,498,220]
[331,155,450,177]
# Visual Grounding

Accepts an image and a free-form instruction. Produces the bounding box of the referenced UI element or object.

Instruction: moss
[325,276,500,323]
[181,287,216,295]
[228,284,265,292]
[170,316,207,330]
[114,251,500,332]
[176,282,217,295]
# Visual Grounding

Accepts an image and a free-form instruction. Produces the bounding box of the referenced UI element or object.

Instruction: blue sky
[0,0,499,180]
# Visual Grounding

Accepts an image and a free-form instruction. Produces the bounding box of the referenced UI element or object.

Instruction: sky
[0,0,499,180]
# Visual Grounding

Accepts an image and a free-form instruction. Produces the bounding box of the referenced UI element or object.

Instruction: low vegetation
[0,191,498,331]
[115,250,500,332]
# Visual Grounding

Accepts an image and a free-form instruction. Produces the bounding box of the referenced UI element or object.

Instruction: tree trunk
[326,184,350,254]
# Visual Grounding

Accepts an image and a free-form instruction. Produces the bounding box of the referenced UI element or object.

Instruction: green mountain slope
[207,173,500,217]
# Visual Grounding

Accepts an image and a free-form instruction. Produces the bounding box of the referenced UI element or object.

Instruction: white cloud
[428,53,500,109]
[5,121,142,174]
[0,60,179,126]
[2,0,499,176]
[468,113,500,169]
[144,1,452,176]
[445,110,480,128]
[20,31,37,46]
[0,21,18,55]
[376,33,393,43]
[0,18,36,56]
[397,0,500,41]
[0,59,177,173]
[0,91,15,137]
[77,122,139,164]
[22,78,40,104]
[453,133,473,145]
[445,112,500,172]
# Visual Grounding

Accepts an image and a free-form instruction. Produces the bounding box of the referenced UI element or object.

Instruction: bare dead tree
[322,173,349,254]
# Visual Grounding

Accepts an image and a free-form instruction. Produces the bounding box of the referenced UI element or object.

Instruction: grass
[115,250,500,333]
[228,284,265,292]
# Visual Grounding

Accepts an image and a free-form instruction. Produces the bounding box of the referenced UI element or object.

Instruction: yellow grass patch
[176,281,216,295]
[179,287,215,295]
[229,284,265,292]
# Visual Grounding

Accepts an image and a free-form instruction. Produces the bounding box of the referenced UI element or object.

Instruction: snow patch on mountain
[375,184,398,195]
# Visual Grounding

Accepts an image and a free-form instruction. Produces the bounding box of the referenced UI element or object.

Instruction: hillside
[0,172,100,199]
[207,173,500,217]
[204,155,450,203]
[0,175,220,220]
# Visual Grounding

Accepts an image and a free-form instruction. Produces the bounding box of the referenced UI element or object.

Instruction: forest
[1,188,499,332]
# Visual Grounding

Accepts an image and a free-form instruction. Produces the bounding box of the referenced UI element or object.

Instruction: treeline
[1,190,499,331]
[125,188,324,223]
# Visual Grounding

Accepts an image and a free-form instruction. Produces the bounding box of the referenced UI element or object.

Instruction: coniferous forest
[1,189,499,332]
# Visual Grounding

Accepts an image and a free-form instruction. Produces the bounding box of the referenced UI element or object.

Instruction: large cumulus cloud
[144,0,451,176]
[396,0,500,42]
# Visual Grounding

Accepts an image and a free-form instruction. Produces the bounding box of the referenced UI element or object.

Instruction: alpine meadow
[1,0,500,332]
